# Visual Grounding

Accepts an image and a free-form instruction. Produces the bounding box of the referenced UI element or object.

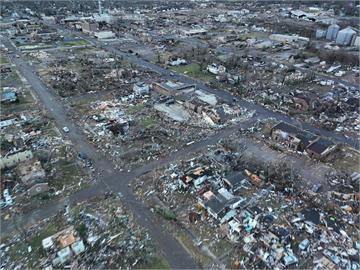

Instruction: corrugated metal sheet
[326,24,340,40]
[336,27,356,45]
[316,29,326,39]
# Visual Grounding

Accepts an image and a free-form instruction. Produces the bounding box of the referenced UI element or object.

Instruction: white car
[62,127,70,133]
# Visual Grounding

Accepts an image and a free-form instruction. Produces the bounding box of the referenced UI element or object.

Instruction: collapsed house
[152,80,196,96]
[270,122,337,159]
[42,226,86,267]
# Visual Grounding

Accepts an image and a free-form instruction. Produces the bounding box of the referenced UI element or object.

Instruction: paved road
[1,37,202,269]
[55,26,359,149]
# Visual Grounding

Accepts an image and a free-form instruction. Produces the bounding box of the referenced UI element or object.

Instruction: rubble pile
[71,95,218,169]
[0,195,157,269]
[135,145,359,269]
[43,52,152,98]
[1,108,92,215]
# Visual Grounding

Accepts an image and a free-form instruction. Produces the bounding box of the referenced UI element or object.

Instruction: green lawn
[62,40,89,47]
[52,160,84,189]
[135,256,171,270]
[331,146,360,173]
[140,116,157,128]
[170,63,214,82]
[126,103,145,114]
[8,223,61,268]
[0,56,9,64]
[1,71,21,86]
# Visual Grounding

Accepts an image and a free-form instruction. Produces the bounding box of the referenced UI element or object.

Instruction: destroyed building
[152,80,196,96]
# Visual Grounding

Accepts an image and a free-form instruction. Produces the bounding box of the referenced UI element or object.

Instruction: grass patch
[174,230,211,267]
[329,146,360,173]
[3,71,20,83]
[140,116,157,128]
[52,161,84,189]
[41,126,60,137]
[126,103,145,114]
[19,91,35,104]
[171,63,202,74]
[0,56,9,64]
[171,63,213,82]
[8,222,61,268]
[62,40,89,47]
[0,89,36,113]
[209,238,233,258]
[301,50,317,58]
[135,256,171,270]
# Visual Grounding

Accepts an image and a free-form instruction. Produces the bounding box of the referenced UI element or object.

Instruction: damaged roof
[306,138,336,154]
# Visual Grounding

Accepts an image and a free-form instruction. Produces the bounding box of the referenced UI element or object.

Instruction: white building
[94,31,115,39]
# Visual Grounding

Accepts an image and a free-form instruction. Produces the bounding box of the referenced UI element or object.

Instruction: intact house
[270,122,337,159]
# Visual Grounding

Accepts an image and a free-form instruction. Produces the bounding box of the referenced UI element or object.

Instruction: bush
[77,223,87,238]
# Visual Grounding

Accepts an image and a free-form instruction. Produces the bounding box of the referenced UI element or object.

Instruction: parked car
[62,126,70,133]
